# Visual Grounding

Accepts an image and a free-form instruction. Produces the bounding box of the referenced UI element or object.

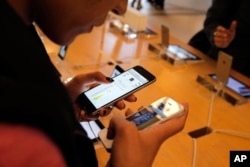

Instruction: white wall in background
[165,0,211,11]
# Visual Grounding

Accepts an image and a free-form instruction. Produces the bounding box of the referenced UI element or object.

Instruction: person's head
[8,0,128,45]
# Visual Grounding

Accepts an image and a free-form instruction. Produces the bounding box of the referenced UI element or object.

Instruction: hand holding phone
[76,65,156,116]
[98,96,185,151]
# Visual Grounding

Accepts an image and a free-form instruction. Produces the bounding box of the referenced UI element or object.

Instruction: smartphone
[216,51,233,84]
[126,96,184,130]
[166,44,201,61]
[161,25,169,48]
[58,45,68,60]
[98,96,185,151]
[111,65,125,78]
[80,119,105,142]
[76,65,156,115]
[209,74,250,98]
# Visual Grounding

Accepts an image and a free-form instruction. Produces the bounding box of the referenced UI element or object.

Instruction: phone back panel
[216,51,233,84]
[161,25,169,48]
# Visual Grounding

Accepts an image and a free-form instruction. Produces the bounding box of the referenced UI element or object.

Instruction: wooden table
[39,18,250,167]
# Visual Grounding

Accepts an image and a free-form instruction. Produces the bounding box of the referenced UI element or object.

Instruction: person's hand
[64,71,137,121]
[213,20,237,48]
[106,103,189,167]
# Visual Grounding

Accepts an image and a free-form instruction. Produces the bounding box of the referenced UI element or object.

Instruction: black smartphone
[111,65,125,78]
[76,65,156,115]
[80,119,104,142]
[167,44,201,61]
[209,74,250,98]
[58,45,68,60]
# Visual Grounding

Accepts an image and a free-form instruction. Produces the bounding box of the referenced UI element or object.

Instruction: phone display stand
[148,43,183,65]
[196,74,249,105]
[109,19,157,39]
[148,43,203,65]
[187,73,250,166]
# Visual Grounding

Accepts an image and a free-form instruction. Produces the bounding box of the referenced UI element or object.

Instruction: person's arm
[65,72,137,121]
[203,0,237,44]
[107,104,188,167]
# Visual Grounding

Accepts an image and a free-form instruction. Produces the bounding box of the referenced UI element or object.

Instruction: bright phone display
[209,74,250,98]
[76,65,156,115]
[167,44,200,60]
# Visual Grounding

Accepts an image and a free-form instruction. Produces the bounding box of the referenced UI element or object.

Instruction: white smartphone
[98,96,185,151]
[76,65,156,115]
[126,96,185,130]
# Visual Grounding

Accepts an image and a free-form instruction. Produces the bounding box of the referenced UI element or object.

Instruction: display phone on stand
[166,44,201,61]
[76,65,156,116]
[209,74,250,98]
[216,51,233,85]
[98,96,185,152]
[161,25,169,48]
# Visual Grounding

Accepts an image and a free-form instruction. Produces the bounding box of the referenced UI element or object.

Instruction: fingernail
[106,77,114,82]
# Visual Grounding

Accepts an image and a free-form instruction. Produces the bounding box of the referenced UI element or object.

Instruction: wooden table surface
[39,18,250,167]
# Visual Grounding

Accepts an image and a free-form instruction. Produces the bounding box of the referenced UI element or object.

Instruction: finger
[125,108,134,116]
[71,72,112,89]
[141,103,189,143]
[229,20,237,32]
[123,94,137,102]
[99,106,113,117]
[216,26,227,33]
[214,30,227,38]
[214,36,229,48]
[87,83,100,89]
[107,116,136,139]
[113,100,126,110]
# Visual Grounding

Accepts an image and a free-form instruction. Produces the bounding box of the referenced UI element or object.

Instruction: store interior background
[131,0,211,43]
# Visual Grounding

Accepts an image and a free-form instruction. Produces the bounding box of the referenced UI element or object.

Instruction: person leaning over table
[188,0,250,77]
[0,0,188,167]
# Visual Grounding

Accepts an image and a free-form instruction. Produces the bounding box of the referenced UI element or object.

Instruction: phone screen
[80,120,104,142]
[77,66,156,113]
[209,74,250,98]
[167,44,200,60]
[85,68,151,109]
[126,97,183,130]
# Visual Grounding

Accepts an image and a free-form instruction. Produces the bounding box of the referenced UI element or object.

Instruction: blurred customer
[189,0,250,77]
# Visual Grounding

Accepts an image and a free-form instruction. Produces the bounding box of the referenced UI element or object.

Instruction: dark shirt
[190,0,250,77]
[0,0,98,166]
